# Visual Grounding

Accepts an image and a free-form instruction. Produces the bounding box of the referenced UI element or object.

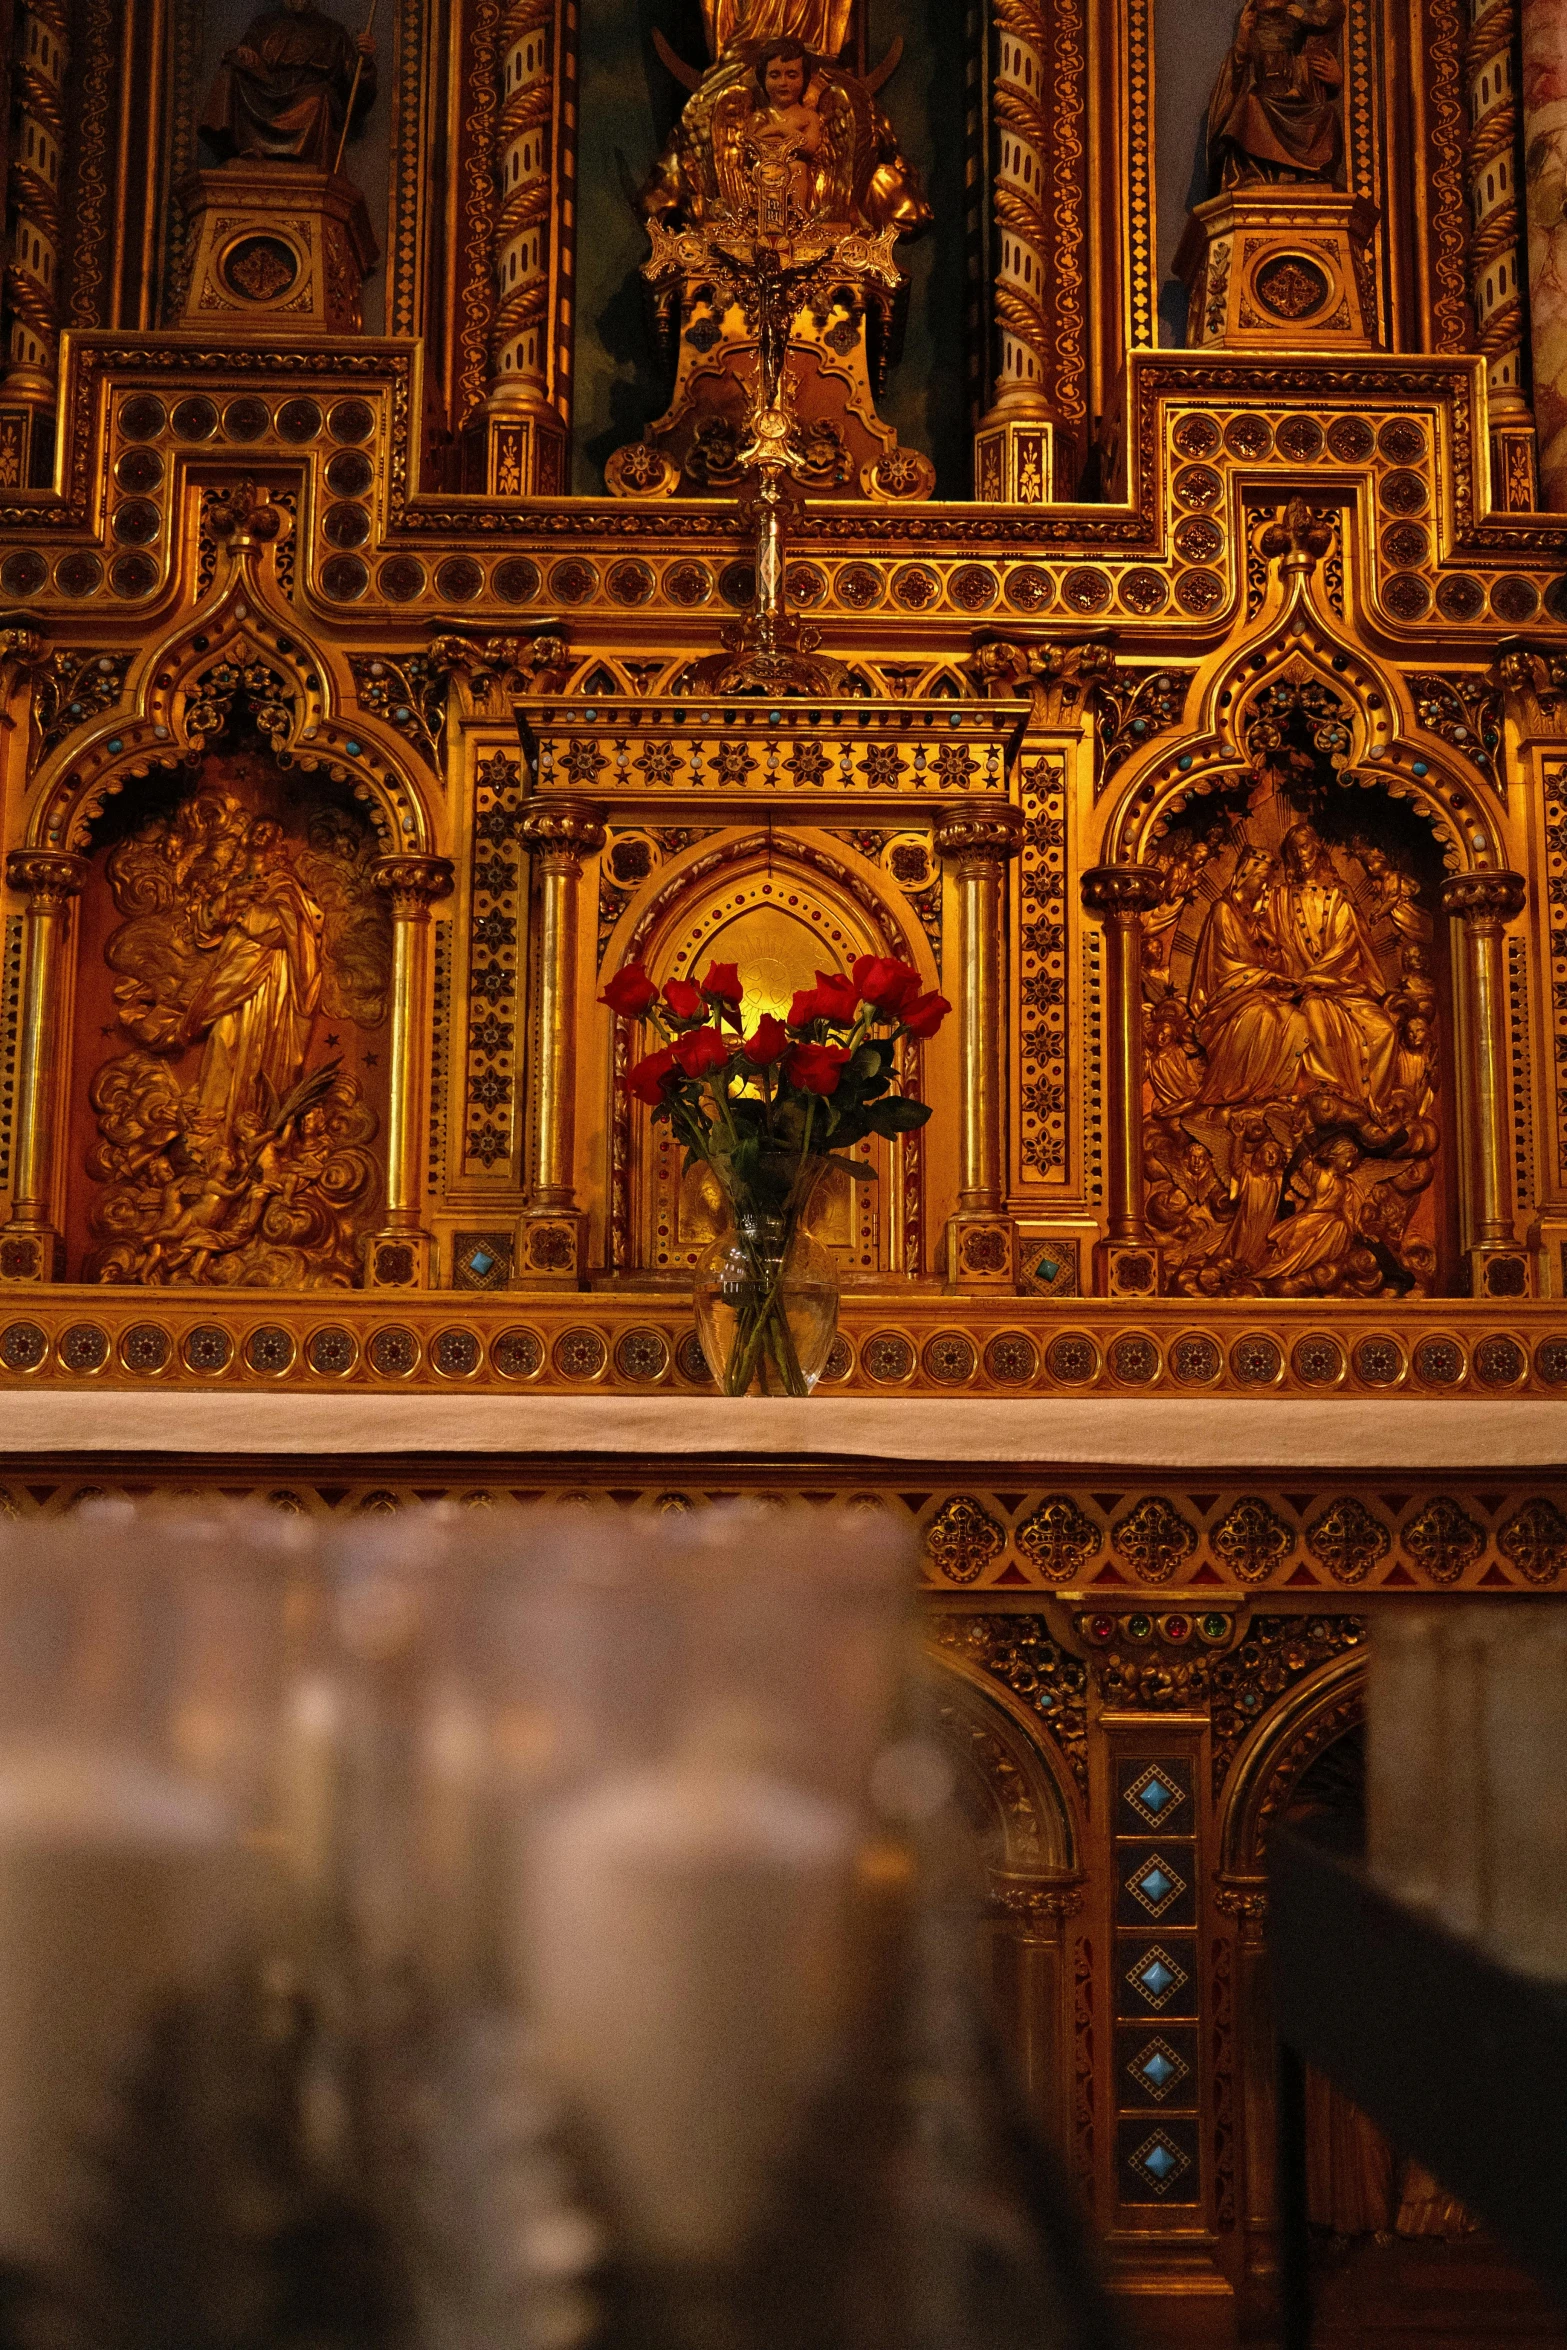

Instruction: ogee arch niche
[616,843,936,1278]
[64,749,393,1287]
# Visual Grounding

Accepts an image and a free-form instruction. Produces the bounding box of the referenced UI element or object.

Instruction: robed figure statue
[1207,0,1345,188]
[200,0,376,169]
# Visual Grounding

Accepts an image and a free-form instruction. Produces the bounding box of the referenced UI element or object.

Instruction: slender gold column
[1,848,85,1282]
[1080,863,1163,1295]
[518,800,604,1285]
[1441,869,1529,1290]
[1217,1879,1279,2340]
[936,806,1024,1285]
[989,1874,1083,2147]
[368,854,454,1288]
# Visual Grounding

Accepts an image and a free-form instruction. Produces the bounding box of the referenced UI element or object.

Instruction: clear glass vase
[692,1184,839,1397]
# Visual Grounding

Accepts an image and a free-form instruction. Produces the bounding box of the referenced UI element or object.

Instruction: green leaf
[823,1152,877,1181]
[865,1096,933,1136]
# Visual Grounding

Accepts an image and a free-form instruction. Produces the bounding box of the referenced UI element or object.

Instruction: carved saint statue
[1207,0,1345,189]
[199,0,376,169]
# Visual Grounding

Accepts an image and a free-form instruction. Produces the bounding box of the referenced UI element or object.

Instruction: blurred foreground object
[0,1500,1119,2350]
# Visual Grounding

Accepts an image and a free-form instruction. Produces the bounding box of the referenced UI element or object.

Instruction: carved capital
[1439,869,1526,927]
[371,854,456,916]
[968,631,1119,728]
[989,1871,1085,1930]
[1081,862,1164,922]
[934,803,1025,867]
[1489,638,1567,733]
[519,799,607,867]
[1214,1877,1270,1930]
[6,848,86,906]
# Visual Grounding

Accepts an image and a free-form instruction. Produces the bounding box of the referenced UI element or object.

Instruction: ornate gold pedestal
[974,404,1058,504]
[176,164,380,334]
[1175,189,1381,352]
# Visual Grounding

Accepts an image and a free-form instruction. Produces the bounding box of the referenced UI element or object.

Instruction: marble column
[0,848,85,1282]
[518,799,604,1285]
[368,855,455,1288]
[1522,0,1567,504]
[1080,863,1163,1296]
[1440,868,1530,1292]
[935,805,1025,1284]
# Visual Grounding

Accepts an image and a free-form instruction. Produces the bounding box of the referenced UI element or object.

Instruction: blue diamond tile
[1125,1852,1186,1918]
[1126,1767,1187,1828]
[1125,1944,1188,2010]
[468,1248,495,1277]
[1130,2129,1190,2196]
[1127,2037,1188,2103]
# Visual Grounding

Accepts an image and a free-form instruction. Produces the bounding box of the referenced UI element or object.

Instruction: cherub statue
[641,36,929,239]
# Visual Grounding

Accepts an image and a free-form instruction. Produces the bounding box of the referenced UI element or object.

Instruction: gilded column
[1441,869,1532,1292]
[1521,0,1567,503]
[989,1876,1082,2148]
[485,0,573,495]
[1217,1881,1278,2340]
[936,804,1024,1285]
[1,848,84,1282]
[1469,0,1538,506]
[0,0,68,485]
[1080,864,1162,1297]
[368,855,455,1290]
[518,799,603,1285]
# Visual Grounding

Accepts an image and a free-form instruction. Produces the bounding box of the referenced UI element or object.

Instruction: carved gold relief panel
[65,754,392,1286]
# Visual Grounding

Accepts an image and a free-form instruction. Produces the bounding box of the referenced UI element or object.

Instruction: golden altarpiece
[0,0,1564,2335]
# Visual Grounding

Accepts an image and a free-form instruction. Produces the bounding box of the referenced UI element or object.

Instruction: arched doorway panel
[924,1644,1086,2164]
[596,829,947,1278]
[1215,1652,1367,2336]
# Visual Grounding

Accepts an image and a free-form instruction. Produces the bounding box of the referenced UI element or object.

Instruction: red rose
[743,1014,789,1065]
[786,1041,853,1095]
[672,1025,731,1078]
[662,978,706,1023]
[599,962,659,1017]
[788,986,826,1028]
[901,989,951,1039]
[701,961,743,1005]
[628,1044,677,1104]
[851,954,922,1015]
[811,969,861,1025]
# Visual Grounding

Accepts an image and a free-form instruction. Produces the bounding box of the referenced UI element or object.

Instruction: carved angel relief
[79,763,390,1287]
[1140,701,1443,1300]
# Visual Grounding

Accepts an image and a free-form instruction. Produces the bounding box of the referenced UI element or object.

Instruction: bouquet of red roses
[601,955,949,1394]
